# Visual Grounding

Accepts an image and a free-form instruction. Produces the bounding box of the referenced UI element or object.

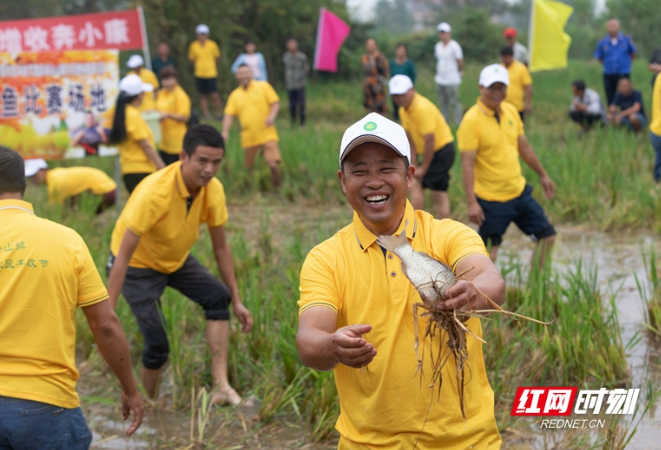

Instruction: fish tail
[376,220,409,252]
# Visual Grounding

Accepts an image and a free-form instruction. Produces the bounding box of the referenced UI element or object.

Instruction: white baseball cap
[126,54,144,69]
[478,64,510,87]
[388,75,413,95]
[437,22,451,32]
[119,74,154,96]
[196,24,210,35]
[339,113,411,166]
[24,158,48,177]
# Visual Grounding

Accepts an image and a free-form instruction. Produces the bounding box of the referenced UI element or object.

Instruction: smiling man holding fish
[296,113,506,449]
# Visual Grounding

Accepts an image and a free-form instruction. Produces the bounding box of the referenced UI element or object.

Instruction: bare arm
[107,229,141,310]
[517,135,554,199]
[138,139,165,169]
[457,58,464,72]
[415,133,435,179]
[618,102,641,117]
[97,125,108,144]
[264,102,280,127]
[460,150,485,225]
[160,112,188,123]
[297,306,376,371]
[438,254,506,313]
[524,85,533,113]
[221,115,234,142]
[82,300,144,435]
[208,225,253,333]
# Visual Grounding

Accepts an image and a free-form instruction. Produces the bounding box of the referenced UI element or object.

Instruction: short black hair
[183,124,225,156]
[0,146,27,196]
[396,43,407,50]
[237,63,250,69]
[572,79,586,91]
[500,46,514,56]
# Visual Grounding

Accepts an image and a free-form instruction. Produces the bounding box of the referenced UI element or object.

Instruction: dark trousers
[569,110,603,129]
[603,73,629,106]
[288,88,306,125]
[123,173,151,194]
[159,150,180,166]
[0,396,92,449]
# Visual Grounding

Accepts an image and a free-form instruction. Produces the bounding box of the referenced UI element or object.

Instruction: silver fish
[376,221,457,307]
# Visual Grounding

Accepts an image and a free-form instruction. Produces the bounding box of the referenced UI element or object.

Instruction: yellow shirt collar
[476,97,498,117]
[173,162,190,199]
[352,200,417,251]
[0,199,35,214]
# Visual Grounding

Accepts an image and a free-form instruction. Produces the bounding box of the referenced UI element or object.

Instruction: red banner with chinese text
[0,10,143,53]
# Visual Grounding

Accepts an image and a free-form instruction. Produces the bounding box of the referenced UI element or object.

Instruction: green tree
[373,0,415,36]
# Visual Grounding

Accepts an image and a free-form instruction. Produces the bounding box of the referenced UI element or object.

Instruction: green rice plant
[634,247,661,337]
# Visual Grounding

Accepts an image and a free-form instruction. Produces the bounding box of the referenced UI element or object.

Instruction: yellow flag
[529,0,574,73]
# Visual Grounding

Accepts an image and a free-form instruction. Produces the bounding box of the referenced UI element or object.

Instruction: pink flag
[313,8,351,72]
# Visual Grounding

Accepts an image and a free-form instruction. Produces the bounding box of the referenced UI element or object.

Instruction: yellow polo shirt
[225,80,280,148]
[110,162,228,274]
[127,69,159,112]
[502,61,532,112]
[298,201,500,450]
[45,167,117,205]
[156,85,191,155]
[188,40,220,78]
[457,98,526,202]
[399,92,454,155]
[0,200,108,409]
[651,74,661,135]
[119,104,157,175]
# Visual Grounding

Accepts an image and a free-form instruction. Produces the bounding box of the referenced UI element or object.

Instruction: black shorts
[159,150,180,166]
[195,77,217,94]
[123,173,151,194]
[477,184,555,247]
[107,253,231,369]
[421,142,455,192]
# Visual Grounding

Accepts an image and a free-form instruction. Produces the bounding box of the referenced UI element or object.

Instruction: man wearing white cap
[188,24,223,120]
[389,75,455,219]
[296,112,504,449]
[434,22,464,125]
[458,64,555,267]
[24,159,117,214]
[126,54,159,112]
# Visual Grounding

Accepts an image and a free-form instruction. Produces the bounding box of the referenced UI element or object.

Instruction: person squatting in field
[107,125,253,406]
[296,112,506,449]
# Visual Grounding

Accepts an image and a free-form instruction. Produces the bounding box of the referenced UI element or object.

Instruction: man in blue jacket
[594,18,637,105]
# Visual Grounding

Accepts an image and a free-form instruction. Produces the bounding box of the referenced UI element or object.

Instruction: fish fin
[376,220,409,252]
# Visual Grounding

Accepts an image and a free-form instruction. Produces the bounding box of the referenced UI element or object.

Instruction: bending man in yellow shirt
[390,75,455,219]
[0,146,143,446]
[24,159,116,214]
[222,64,282,188]
[296,113,505,450]
[107,125,253,406]
[458,64,555,267]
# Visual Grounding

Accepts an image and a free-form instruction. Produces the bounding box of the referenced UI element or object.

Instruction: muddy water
[86,205,661,449]
[499,225,661,449]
